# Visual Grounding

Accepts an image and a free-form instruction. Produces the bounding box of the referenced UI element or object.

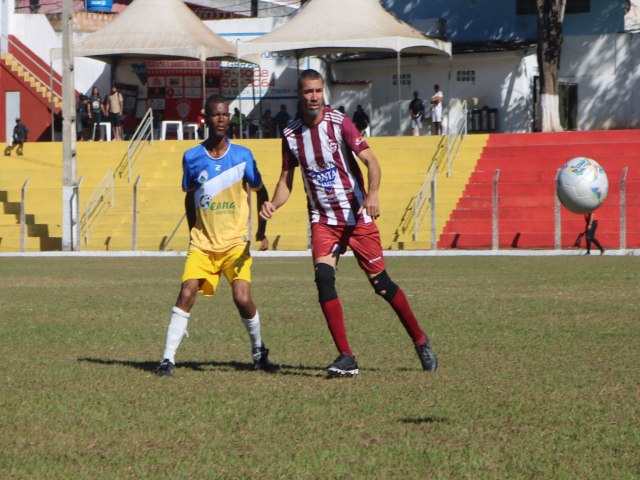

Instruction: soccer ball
[556,157,608,214]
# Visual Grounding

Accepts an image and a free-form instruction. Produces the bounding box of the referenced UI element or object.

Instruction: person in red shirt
[584,212,605,255]
[260,69,438,378]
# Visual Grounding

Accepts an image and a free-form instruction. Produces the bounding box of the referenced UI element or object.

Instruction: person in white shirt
[430,84,443,135]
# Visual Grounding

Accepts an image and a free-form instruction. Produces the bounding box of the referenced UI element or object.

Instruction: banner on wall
[145,60,272,121]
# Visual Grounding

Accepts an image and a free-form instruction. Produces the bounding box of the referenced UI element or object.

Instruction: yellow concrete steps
[2,54,62,109]
[388,134,489,249]
[1,137,454,251]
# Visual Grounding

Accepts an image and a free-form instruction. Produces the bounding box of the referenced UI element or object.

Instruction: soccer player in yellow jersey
[157,95,272,377]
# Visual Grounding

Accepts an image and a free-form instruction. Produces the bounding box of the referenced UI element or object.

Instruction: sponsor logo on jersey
[355,136,365,147]
[198,193,236,213]
[310,165,338,193]
[199,194,211,209]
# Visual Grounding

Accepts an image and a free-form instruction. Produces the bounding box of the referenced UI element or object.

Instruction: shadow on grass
[401,416,448,424]
[77,357,324,377]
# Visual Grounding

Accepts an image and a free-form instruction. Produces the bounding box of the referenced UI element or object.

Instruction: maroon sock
[320,298,352,355]
[388,288,427,346]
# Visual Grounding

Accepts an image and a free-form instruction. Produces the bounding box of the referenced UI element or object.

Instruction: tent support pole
[201,60,206,110]
[397,51,402,136]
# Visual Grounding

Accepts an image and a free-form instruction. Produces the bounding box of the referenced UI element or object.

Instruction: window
[517,0,590,16]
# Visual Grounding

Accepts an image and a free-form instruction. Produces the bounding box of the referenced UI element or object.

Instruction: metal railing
[117,108,154,182]
[82,168,114,245]
[161,214,187,251]
[410,161,438,241]
[446,100,468,177]
[620,167,628,252]
[20,179,30,252]
[397,100,469,243]
[1,34,62,105]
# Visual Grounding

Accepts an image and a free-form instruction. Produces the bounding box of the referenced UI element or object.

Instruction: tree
[536,0,567,132]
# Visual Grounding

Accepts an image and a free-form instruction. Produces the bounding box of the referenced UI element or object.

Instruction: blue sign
[86,0,113,12]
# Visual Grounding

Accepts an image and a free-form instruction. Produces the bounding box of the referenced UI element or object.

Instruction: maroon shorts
[311,222,386,275]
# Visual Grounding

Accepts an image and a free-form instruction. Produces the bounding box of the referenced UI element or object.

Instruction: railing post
[20,179,30,252]
[430,167,437,249]
[132,175,141,251]
[620,167,627,252]
[554,168,561,250]
[50,62,55,142]
[71,176,83,251]
[492,169,500,250]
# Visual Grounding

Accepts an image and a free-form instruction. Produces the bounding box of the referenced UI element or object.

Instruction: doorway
[5,91,21,142]
[559,82,578,130]
[532,77,578,131]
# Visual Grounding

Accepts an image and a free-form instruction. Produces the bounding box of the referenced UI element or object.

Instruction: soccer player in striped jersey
[260,69,438,377]
[156,94,272,377]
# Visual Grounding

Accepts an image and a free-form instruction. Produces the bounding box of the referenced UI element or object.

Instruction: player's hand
[359,192,380,219]
[256,235,269,251]
[259,201,276,220]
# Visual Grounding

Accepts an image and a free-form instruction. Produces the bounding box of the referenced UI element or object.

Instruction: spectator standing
[408,91,424,136]
[352,104,371,136]
[274,104,290,138]
[430,84,443,135]
[259,69,438,378]
[87,86,103,141]
[260,108,276,138]
[230,108,246,138]
[76,95,90,141]
[107,85,124,141]
[196,108,206,139]
[4,118,29,156]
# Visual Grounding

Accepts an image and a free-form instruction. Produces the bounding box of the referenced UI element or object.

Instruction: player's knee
[177,281,199,308]
[315,263,337,303]
[369,270,398,301]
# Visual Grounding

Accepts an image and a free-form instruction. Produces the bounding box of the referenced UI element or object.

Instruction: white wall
[561,33,640,130]
[332,51,535,136]
[9,11,110,95]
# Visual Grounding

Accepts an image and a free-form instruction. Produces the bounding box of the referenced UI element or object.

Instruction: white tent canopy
[69,0,237,61]
[237,0,451,134]
[237,0,451,59]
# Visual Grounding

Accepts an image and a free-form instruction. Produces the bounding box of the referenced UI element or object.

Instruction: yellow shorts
[182,244,252,296]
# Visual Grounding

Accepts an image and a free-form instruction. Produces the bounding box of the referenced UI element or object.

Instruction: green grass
[1,256,639,479]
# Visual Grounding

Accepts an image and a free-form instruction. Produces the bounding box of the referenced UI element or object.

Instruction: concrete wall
[384,0,626,42]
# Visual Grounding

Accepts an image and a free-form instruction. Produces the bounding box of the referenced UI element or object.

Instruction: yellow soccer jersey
[182,140,263,253]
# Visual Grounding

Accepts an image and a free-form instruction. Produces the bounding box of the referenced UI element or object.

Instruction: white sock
[242,311,262,356]
[162,306,190,364]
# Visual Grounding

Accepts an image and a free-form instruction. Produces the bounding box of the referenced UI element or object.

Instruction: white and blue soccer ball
[556,157,609,214]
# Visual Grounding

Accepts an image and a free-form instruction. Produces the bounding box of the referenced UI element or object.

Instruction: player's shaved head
[298,69,324,91]
[205,94,228,115]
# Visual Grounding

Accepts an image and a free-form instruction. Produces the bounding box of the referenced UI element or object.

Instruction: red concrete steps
[438,130,640,249]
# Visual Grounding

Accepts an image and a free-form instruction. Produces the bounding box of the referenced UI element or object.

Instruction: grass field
[1,255,639,479]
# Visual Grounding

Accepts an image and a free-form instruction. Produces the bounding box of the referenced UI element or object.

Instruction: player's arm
[254,184,269,251]
[356,148,381,218]
[259,167,295,220]
[184,189,196,231]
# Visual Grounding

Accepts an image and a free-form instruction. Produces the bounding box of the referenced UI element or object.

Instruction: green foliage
[1,256,639,479]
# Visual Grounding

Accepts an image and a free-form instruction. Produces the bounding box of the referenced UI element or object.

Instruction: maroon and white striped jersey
[282,106,372,226]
